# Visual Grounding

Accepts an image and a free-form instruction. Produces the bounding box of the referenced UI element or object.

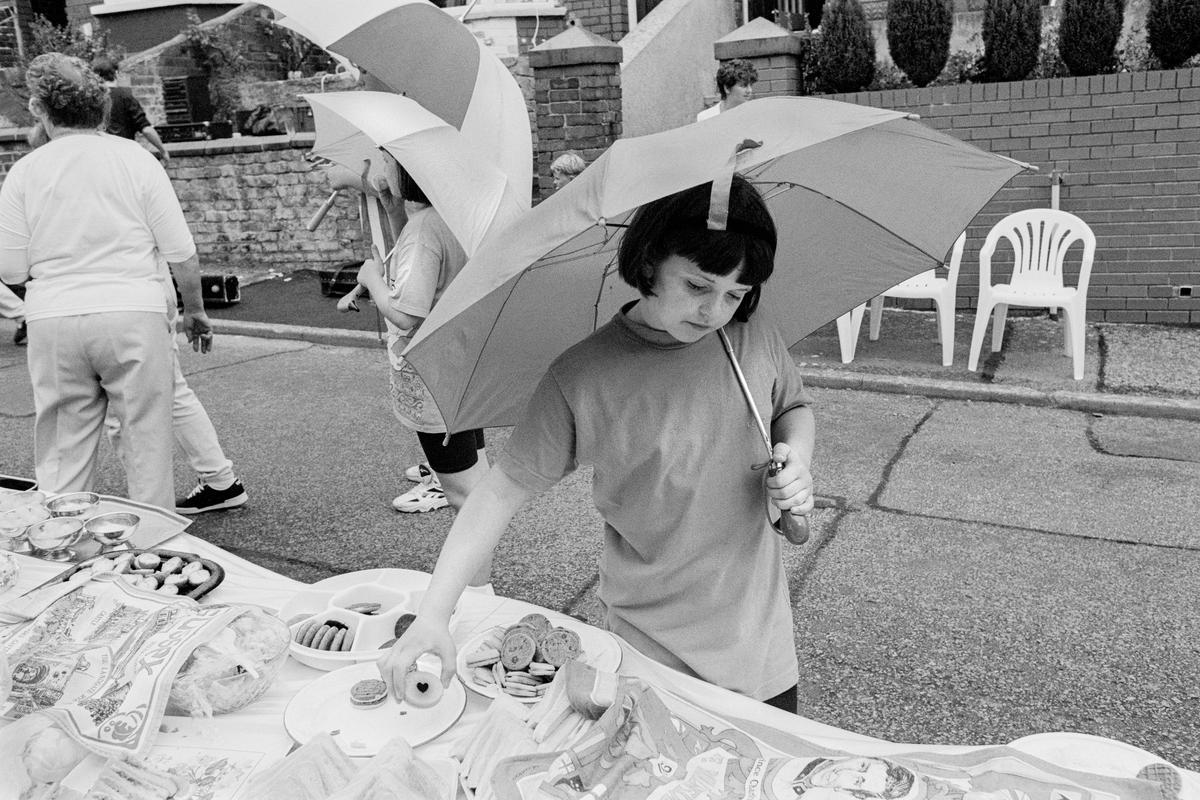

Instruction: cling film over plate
[488,664,1167,800]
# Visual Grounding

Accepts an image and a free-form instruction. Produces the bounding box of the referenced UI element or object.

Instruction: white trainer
[392,482,449,513]
[404,463,437,484]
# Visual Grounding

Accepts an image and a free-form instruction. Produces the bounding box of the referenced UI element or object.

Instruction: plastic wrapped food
[0,550,18,594]
[167,605,290,717]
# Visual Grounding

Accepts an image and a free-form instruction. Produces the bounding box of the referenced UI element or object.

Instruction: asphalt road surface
[2,327,1199,770]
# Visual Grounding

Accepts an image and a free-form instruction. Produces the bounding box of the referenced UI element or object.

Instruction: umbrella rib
[752,180,947,263]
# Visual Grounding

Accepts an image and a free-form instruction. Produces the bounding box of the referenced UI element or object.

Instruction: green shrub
[24,16,122,66]
[886,0,953,87]
[1058,0,1125,75]
[182,10,248,122]
[817,0,877,92]
[930,42,985,85]
[869,61,913,90]
[981,0,1042,81]
[1034,13,1069,78]
[1146,0,1200,68]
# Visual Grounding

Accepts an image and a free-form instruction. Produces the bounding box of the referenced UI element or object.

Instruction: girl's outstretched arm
[378,464,533,696]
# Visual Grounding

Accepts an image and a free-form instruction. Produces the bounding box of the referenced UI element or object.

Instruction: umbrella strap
[707,139,763,231]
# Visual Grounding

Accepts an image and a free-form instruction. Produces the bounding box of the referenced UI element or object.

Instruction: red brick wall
[567,0,628,41]
[533,63,622,200]
[831,69,1200,324]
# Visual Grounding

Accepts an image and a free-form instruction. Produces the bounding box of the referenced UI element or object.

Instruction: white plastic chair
[867,232,966,367]
[967,208,1096,380]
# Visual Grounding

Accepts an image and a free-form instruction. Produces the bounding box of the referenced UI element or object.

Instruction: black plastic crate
[158,121,234,143]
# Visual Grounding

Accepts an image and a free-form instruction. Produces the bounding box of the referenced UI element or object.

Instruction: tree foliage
[1146,0,1200,68]
[1058,0,1125,75]
[24,16,121,66]
[887,0,953,87]
[817,0,877,93]
[981,0,1042,81]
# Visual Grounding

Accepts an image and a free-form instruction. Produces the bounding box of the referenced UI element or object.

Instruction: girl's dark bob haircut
[617,174,776,323]
[398,164,431,206]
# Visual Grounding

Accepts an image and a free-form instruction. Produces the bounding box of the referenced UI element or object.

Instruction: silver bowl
[26,517,87,561]
[84,512,141,552]
[0,504,50,554]
[46,492,100,519]
[0,490,46,513]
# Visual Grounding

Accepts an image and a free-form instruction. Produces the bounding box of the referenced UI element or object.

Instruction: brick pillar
[713,17,806,99]
[529,25,622,202]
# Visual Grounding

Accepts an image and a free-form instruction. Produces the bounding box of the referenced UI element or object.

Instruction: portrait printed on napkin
[0,573,242,758]
[491,664,1168,800]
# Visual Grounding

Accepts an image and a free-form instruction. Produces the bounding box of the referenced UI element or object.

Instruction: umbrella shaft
[717,329,773,458]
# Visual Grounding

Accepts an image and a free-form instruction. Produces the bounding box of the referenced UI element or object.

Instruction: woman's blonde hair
[26,52,108,130]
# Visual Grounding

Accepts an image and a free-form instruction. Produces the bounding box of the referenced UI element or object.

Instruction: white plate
[283,662,466,756]
[278,568,433,623]
[456,613,621,703]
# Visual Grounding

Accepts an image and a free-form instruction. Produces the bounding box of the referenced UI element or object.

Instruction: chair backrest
[979,208,1097,294]
[887,232,966,292]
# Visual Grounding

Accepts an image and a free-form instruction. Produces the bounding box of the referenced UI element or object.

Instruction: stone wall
[830,70,1200,324]
[0,132,366,273]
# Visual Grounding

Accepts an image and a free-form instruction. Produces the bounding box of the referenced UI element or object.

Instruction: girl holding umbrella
[381,175,815,710]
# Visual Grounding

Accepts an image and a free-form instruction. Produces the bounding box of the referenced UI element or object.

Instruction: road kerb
[801,369,1200,420]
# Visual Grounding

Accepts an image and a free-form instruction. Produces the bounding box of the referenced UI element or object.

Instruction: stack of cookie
[465,614,583,700]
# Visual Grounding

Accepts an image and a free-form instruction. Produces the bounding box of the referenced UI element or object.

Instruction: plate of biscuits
[456,612,621,703]
[284,661,466,756]
[283,578,454,671]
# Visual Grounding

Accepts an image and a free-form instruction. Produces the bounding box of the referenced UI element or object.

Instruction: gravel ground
[1099,323,1200,398]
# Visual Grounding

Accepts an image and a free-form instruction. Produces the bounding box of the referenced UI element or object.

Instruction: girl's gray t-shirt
[499,308,811,700]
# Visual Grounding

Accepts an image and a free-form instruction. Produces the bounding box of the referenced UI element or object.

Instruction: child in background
[353,162,491,529]
[380,174,815,710]
[550,151,586,191]
[1,283,24,345]
[697,59,758,121]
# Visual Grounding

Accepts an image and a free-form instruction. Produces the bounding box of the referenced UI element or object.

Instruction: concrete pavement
[1,310,1199,770]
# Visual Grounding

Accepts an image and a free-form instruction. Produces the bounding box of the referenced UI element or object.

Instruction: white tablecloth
[3,533,1197,799]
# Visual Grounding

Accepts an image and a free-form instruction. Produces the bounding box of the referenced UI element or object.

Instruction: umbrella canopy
[404,96,1032,433]
[261,0,531,205]
[303,91,527,256]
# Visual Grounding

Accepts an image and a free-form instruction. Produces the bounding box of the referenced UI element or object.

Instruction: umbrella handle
[307,190,340,231]
[767,460,810,545]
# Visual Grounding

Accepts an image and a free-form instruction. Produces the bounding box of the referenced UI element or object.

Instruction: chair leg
[1062,313,1072,357]
[935,297,954,367]
[990,303,1008,352]
[868,295,884,341]
[967,299,994,372]
[836,305,865,364]
[1065,305,1085,380]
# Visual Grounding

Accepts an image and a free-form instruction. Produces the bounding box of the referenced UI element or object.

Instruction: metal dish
[26,517,87,561]
[0,504,50,554]
[45,492,100,519]
[84,512,141,553]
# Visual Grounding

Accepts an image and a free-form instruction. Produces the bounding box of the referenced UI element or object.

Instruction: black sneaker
[13,322,26,346]
[175,479,248,514]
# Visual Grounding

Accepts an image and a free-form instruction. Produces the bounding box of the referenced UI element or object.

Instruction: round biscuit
[330,628,347,652]
[295,620,317,645]
[317,625,338,651]
[304,623,327,649]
